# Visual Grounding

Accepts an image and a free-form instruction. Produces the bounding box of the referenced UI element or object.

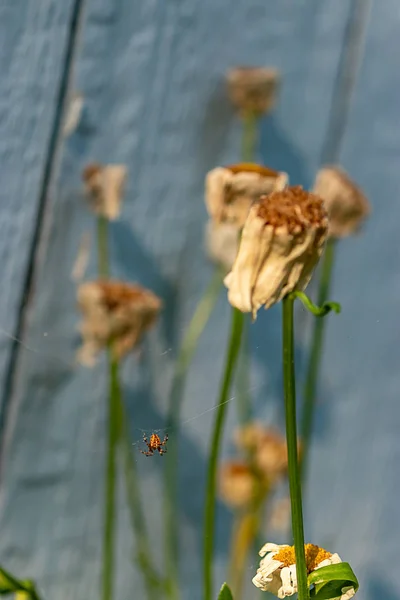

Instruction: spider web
[0,326,259,453]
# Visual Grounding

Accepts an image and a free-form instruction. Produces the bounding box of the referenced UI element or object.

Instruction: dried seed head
[218,460,259,509]
[224,186,328,316]
[205,163,288,229]
[82,162,127,220]
[77,280,162,365]
[227,67,280,116]
[313,166,370,238]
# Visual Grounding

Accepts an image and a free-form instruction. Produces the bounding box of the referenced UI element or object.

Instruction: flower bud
[226,67,280,116]
[205,163,288,229]
[225,186,328,316]
[313,166,370,238]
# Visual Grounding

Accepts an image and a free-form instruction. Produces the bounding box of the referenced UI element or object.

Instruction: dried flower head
[227,67,280,116]
[218,460,261,509]
[267,498,291,533]
[225,186,328,317]
[82,162,127,220]
[77,280,162,365]
[205,163,288,229]
[253,542,355,600]
[204,220,240,271]
[235,422,289,482]
[313,166,370,238]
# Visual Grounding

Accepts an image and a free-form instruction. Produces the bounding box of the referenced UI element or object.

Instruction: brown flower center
[226,162,278,177]
[274,544,332,574]
[257,186,327,233]
[98,281,155,311]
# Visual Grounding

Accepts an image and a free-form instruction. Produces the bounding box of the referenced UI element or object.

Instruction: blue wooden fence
[0,1,399,599]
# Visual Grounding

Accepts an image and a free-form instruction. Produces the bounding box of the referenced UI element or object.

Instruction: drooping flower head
[205,163,288,228]
[82,162,127,220]
[77,279,162,365]
[313,166,370,238]
[225,186,328,317]
[227,67,280,116]
[205,163,288,271]
[253,542,355,600]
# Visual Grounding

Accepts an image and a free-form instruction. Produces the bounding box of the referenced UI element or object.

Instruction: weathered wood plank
[308,2,400,599]
[0,1,354,599]
[0,0,82,417]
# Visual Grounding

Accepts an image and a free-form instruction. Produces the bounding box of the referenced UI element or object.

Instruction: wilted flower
[235,422,289,483]
[313,166,370,238]
[204,220,240,271]
[205,163,288,228]
[77,280,162,365]
[82,162,127,220]
[227,67,280,116]
[218,460,265,509]
[225,186,328,317]
[253,542,355,600]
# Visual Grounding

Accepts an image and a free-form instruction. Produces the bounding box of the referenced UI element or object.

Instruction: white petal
[341,586,356,600]
[289,564,298,591]
[258,557,283,581]
[316,553,342,570]
[330,553,342,564]
[259,542,288,557]
[279,566,296,597]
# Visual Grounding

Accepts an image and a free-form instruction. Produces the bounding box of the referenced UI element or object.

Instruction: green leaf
[308,562,359,600]
[0,566,18,593]
[218,582,234,600]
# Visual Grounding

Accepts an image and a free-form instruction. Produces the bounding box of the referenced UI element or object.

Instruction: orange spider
[140,432,168,456]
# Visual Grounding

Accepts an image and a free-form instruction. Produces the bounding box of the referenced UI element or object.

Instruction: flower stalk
[203,308,244,600]
[282,295,309,600]
[164,269,224,600]
[97,216,159,600]
[300,239,336,480]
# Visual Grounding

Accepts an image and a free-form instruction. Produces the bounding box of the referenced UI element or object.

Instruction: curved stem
[282,296,309,600]
[300,240,336,480]
[203,308,244,600]
[290,291,340,317]
[164,270,223,599]
[0,566,42,600]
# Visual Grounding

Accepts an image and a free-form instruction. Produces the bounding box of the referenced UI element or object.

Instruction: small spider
[140,432,168,456]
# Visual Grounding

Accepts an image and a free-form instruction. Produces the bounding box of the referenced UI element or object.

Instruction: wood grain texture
[0,1,360,599]
[308,3,400,600]
[0,0,81,417]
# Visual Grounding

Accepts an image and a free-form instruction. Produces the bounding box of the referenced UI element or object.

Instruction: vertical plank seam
[319,0,372,165]
[0,0,87,455]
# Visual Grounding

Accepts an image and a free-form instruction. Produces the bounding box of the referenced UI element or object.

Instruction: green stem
[282,296,309,600]
[203,308,244,600]
[242,112,258,162]
[300,240,336,480]
[116,371,161,598]
[164,269,223,600]
[97,215,110,278]
[102,350,120,600]
[235,316,253,425]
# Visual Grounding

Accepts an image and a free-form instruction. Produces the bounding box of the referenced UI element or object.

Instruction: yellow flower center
[226,162,278,177]
[274,544,331,574]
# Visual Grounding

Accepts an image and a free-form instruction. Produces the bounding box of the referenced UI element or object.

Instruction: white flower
[224,186,328,317]
[205,163,288,229]
[252,542,355,600]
